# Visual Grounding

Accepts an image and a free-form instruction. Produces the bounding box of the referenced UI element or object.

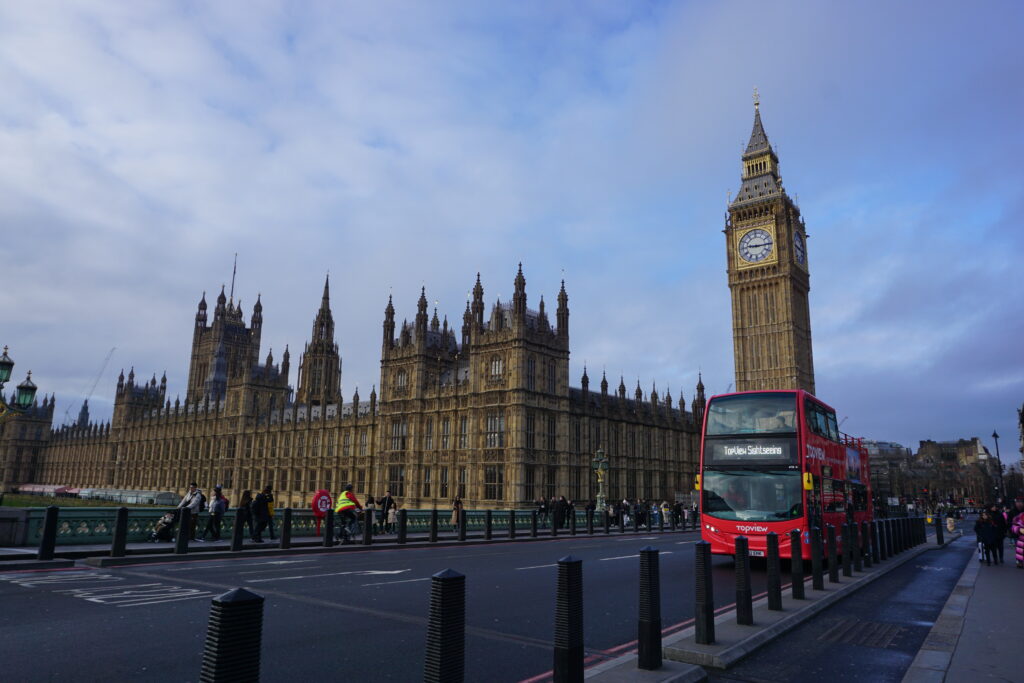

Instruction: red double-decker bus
[697,390,871,560]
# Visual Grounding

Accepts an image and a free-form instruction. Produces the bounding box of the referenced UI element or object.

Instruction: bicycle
[335,511,363,544]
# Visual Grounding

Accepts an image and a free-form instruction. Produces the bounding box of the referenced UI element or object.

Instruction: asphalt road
[0,530,774,682]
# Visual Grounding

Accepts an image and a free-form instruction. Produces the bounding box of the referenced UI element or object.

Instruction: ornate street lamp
[591,448,608,512]
[0,346,38,424]
[993,430,1004,502]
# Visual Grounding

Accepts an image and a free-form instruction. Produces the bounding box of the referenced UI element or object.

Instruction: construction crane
[63,347,116,426]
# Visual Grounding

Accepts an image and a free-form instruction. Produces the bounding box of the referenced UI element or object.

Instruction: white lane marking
[599,551,674,562]
[0,572,120,587]
[165,559,316,573]
[362,577,432,587]
[516,563,558,570]
[617,536,657,541]
[246,569,409,583]
[676,541,697,545]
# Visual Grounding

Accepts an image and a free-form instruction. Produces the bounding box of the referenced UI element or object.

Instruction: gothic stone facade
[23,266,707,509]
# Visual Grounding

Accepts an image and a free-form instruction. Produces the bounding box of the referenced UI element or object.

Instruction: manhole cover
[816,618,906,649]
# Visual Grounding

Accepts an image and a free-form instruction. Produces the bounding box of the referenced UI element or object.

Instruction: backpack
[199,492,208,512]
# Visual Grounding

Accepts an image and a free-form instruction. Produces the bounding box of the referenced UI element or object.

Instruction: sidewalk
[903,536,1024,681]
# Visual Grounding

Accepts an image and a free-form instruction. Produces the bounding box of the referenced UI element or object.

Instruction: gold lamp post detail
[0,346,39,424]
[591,448,608,512]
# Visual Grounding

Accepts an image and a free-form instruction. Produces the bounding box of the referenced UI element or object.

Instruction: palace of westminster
[1,101,821,509]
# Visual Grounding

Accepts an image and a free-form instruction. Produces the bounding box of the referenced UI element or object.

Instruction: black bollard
[694,541,715,645]
[423,569,466,683]
[570,510,577,536]
[230,511,244,552]
[811,526,824,590]
[670,511,677,532]
[826,524,839,583]
[458,510,467,542]
[37,505,59,561]
[841,524,853,577]
[603,510,610,535]
[199,588,265,683]
[872,520,882,563]
[659,513,665,534]
[398,509,408,544]
[890,518,898,555]
[789,529,805,599]
[850,522,861,572]
[430,509,439,543]
[485,510,492,541]
[176,508,191,555]
[322,509,334,548]
[895,518,904,553]
[620,512,626,534]
[633,510,640,534]
[281,508,293,549]
[553,556,584,683]
[362,510,373,546]
[531,510,538,537]
[637,547,662,671]
[935,515,944,546]
[552,512,559,538]
[586,509,594,535]
[735,536,754,625]
[508,510,516,540]
[110,506,128,558]
[766,532,782,610]
[860,521,870,569]
[879,520,889,561]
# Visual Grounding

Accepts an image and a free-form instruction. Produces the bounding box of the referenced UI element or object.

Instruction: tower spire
[229,253,237,304]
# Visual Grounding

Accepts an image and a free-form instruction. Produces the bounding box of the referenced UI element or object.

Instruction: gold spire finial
[753,87,760,109]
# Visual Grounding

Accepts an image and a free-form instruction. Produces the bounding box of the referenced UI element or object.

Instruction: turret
[383,295,395,349]
[415,287,429,342]
[618,376,626,400]
[512,263,527,324]
[251,294,263,330]
[556,280,569,341]
[196,292,208,327]
[461,299,472,349]
[281,345,290,383]
[600,371,608,396]
[581,365,589,396]
[471,273,485,333]
[692,373,707,426]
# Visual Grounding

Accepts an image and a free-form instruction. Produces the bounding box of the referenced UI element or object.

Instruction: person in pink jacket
[1011,502,1024,569]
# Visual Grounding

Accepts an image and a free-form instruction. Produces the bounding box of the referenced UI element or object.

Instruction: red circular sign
[311,489,333,518]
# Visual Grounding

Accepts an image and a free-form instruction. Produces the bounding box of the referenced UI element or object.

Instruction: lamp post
[0,346,38,424]
[993,430,1004,502]
[591,448,608,512]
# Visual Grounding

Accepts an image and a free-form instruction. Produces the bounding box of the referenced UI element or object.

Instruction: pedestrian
[553,495,567,529]
[199,485,229,541]
[1010,502,1024,569]
[252,486,273,542]
[177,482,203,541]
[988,504,1007,564]
[379,490,396,533]
[237,489,254,540]
[537,498,549,528]
[451,496,463,532]
[387,503,398,534]
[266,489,276,540]
[975,512,1001,566]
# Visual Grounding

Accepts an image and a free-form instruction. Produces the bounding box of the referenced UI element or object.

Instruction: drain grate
[816,618,906,649]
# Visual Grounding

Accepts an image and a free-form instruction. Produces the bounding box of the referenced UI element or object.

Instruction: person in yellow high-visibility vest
[335,483,363,544]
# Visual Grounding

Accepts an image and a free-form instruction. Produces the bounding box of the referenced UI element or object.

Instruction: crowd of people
[973,500,1024,567]
[151,484,702,544]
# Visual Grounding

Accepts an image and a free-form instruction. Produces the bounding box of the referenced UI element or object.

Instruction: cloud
[1,2,1021,459]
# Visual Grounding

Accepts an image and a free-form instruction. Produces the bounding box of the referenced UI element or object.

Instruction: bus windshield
[702,469,803,522]
[705,393,797,436]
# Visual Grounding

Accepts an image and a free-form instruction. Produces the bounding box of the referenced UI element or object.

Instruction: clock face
[738,228,774,263]
[794,231,806,264]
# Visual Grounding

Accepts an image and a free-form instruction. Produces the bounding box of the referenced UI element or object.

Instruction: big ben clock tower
[726,92,815,394]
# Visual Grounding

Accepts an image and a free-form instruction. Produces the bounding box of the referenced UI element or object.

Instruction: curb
[900,534,973,683]
[663,531,960,670]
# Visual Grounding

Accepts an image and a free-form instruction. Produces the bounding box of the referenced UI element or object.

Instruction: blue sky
[2,2,1021,460]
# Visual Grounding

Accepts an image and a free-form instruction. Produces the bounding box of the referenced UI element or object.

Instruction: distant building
[863,440,913,502]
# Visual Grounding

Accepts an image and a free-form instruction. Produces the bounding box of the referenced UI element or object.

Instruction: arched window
[490,355,504,379]
[396,369,408,389]
[526,356,536,391]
